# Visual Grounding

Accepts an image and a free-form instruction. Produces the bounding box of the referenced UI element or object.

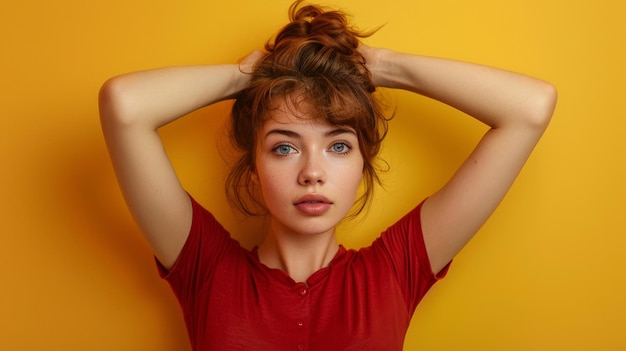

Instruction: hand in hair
[357,43,393,87]
[238,50,265,74]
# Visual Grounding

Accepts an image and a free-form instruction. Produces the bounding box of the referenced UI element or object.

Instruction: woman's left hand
[358,43,392,87]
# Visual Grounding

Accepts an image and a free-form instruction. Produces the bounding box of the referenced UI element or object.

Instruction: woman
[99,1,557,349]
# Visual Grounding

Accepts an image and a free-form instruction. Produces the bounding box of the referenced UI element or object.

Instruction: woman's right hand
[99,58,262,270]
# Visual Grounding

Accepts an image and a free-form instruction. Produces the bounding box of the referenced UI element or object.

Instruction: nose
[298,154,326,186]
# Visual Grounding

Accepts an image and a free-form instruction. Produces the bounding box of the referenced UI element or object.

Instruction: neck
[257,223,339,284]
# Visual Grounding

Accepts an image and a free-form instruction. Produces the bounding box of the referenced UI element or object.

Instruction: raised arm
[362,46,557,273]
[99,53,260,269]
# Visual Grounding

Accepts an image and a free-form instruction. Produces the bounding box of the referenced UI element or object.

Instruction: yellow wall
[2,0,624,349]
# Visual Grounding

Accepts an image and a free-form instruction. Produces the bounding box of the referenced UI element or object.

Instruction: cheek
[335,160,364,197]
[258,169,277,190]
[350,156,365,184]
[351,171,365,194]
[255,162,286,197]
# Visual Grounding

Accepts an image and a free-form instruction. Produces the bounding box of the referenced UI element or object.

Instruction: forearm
[99,64,248,130]
[371,50,556,130]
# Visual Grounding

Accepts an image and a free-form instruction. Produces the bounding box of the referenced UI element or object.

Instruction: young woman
[99,1,557,349]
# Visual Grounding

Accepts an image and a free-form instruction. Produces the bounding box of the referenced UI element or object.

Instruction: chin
[281,216,341,237]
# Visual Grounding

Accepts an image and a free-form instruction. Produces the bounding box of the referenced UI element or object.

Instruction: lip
[293,194,332,216]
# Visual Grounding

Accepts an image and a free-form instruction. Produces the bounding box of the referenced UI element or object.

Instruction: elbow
[98,75,138,129]
[527,81,558,130]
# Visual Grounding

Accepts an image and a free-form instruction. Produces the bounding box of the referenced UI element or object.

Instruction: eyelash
[271,143,297,156]
[329,141,353,155]
[270,141,354,156]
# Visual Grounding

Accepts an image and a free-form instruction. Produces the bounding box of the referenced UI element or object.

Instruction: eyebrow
[264,127,356,139]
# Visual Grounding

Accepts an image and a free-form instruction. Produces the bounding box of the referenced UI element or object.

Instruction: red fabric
[158,196,449,350]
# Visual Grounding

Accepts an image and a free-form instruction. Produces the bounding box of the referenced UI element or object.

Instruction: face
[254,100,364,238]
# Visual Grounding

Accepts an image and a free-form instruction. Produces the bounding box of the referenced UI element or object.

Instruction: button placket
[293,283,309,350]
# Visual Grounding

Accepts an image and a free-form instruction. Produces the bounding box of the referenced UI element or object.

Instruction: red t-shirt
[158,196,448,350]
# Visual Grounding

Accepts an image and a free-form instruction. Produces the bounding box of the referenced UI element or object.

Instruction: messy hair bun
[227,0,388,217]
[270,2,373,79]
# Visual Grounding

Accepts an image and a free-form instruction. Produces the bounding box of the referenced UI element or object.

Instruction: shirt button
[299,288,307,296]
[297,344,305,350]
[297,321,304,327]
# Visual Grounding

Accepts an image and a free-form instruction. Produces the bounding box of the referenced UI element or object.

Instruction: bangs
[258,75,375,134]
[226,0,389,217]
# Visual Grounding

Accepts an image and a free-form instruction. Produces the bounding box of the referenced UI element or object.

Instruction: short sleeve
[155,195,241,307]
[372,200,451,314]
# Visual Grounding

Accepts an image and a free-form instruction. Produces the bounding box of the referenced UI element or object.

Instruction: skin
[362,46,557,272]
[99,45,556,282]
[254,102,364,282]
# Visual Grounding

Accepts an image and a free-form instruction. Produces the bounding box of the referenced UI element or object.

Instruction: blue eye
[273,144,295,155]
[330,142,351,154]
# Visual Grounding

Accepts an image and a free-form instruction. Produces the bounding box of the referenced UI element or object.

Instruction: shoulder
[374,201,427,258]
[159,195,244,281]
[355,201,449,307]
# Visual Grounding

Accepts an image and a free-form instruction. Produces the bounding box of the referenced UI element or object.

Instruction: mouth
[294,194,332,206]
[294,194,332,215]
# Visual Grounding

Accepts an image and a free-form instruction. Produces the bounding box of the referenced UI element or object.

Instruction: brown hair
[226,0,389,218]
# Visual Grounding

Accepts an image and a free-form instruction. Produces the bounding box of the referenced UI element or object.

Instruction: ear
[250,169,259,184]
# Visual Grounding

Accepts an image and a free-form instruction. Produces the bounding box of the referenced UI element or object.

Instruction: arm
[362,46,557,273]
[99,53,260,269]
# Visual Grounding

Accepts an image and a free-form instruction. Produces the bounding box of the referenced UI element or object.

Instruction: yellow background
[1,0,624,350]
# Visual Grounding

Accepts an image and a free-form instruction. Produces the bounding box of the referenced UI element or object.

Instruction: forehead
[262,96,333,133]
[260,93,361,141]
